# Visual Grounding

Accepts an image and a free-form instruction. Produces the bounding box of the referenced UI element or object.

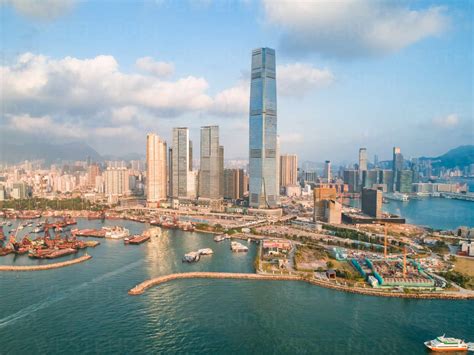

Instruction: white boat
[32,227,44,233]
[231,241,248,252]
[103,226,130,239]
[198,248,213,255]
[384,192,409,202]
[214,235,226,242]
[424,335,468,352]
[17,225,24,230]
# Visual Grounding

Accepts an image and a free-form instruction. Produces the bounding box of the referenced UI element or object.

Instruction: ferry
[384,192,409,202]
[197,248,213,255]
[424,335,468,352]
[182,251,200,263]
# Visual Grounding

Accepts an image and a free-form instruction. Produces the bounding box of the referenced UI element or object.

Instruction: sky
[1,0,473,165]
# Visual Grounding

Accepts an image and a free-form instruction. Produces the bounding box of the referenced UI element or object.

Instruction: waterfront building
[248,47,279,208]
[361,188,382,218]
[280,154,298,189]
[224,168,245,200]
[170,127,193,199]
[396,170,413,194]
[104,167,130,196]
[313,185,337,222]
[343,169,359,193]
[324,160,331,182]
[379,169,394,193]
[146,133,167,207]
[362,170,378,189]
[392,147,404,191]
[199,126,224,199]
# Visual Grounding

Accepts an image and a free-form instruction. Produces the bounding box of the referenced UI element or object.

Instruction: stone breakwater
[0,254,92,272]
[128,271,474,300]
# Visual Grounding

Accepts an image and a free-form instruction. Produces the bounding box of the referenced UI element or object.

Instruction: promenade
[0,254,92,271]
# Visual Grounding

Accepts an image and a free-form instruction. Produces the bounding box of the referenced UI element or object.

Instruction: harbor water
[0,219,473,354]
[349,197,473,230]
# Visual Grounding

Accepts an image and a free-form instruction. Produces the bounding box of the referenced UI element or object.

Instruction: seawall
[0,254,92,272]
[128,271,474,300]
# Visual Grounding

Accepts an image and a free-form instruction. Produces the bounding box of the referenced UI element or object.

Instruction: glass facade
[199,125,223,199]
[249,47,279,208]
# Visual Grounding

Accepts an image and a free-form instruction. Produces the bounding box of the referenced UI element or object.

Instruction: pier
[128,271,474,300]
[0,254,92,272]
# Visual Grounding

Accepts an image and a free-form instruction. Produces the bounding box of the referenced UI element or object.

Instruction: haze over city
[2,0,472,163]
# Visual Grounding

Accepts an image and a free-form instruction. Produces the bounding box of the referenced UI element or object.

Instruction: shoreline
[128,271,474,300]
[0,254,92,271]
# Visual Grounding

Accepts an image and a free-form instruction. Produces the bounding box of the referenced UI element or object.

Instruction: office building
[199,126,224,199]
[343,169,359,193]
[361,188,383,218]
[224,169,245,200]
[248,47,279,208]
[324,160,331,182]
[170,127,193,199]
[362,170,378,189]
[280,154,298,188]
[146,133,167,206]
[359,148,368,172]
[392,147,404,191]
[396,170,413,194]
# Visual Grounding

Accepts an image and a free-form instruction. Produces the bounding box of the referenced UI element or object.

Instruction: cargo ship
[424,335,469,352]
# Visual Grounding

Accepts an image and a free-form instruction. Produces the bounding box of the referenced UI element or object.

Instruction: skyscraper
[146,133,167,206]
[359,148,368,172]
[248,47,279,208]
[393,147,404,191]
[224,168,245,200]
[324,160,331,182]
[171,127,192,198]
[199,125,224,199]
[279,154,298,188]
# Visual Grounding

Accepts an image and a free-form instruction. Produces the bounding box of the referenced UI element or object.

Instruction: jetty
[0,254,92,272]
[128,271,474,300]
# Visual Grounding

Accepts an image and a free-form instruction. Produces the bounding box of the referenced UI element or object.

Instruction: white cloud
[262,0,449,58]
[211,81,249,116]
[136,57,175,78]
[3,0,75,20]
[278,63,334,96]
[433,113,459,128]
[7,113,86,138]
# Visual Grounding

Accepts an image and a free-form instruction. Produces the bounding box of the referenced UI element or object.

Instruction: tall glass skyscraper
[248,47,279,208]
[199,125,224,199]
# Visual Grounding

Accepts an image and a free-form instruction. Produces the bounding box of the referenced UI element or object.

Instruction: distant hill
[421,145,474,169]
[0,142,103,164]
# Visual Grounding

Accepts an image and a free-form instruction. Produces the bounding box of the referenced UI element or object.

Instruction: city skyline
[1,0,472,164]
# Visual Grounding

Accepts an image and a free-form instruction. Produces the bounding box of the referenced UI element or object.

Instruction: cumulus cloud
[433,113,460,128]
[262,0,449,58]
[135,57,175,78]
[2,0,75,20]
[279,132,304,144]
[278,63,334,96]
[7,113,86,138]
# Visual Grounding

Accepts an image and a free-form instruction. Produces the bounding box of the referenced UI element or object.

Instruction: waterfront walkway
[129,271,474,300]
[0,254,92,272]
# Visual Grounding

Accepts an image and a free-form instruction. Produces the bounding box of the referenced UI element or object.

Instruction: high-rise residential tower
[279,154,298,188]
[146,133,167,206]
[199,125,224,199]
[248,47,279,208]
[170,127,193,198]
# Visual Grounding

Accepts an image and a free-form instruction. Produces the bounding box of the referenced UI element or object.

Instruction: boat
[231,241,248,252]
[182,251,200,262]
[214,234,228,242]
[424,335,468,352]
[197,248,213,255]
[103,226,130,239]
[127,234,151,245]
[384,192,409,202]
[32,227,44,233]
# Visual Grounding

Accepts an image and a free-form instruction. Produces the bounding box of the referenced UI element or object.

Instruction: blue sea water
[0,219,473,354]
